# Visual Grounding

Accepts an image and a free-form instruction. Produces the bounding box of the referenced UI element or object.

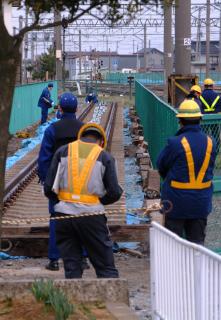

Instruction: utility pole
[144,23,147,71]
[196,7,202,61]
[108,48,111,73]
[164,3,173,99]
[136,44,139,72]
[79,30,82,76]
[106,37,108,52]
[18,15,23,84]
[175,0,191,74]
[24,8,28,83]
[54,10,62,87]
[219,5,221,72]
[206,0,210,77]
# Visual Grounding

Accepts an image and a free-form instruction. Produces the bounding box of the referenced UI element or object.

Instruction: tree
[32,47,56,80]
[0,0,174,242]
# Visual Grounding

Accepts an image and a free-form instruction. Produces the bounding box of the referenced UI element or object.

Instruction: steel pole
[175,0,191,74]
[206,0,210,77]
[164,4,173,98]
[218,5,221,72]
[79,30,82,76]
[54,11,62,86]
[144,23,147,71]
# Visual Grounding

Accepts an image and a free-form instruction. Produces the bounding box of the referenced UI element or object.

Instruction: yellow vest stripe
[181,137,195,183]
[59,141,102,204]
[171,136,213,189]
[200,95,220,112]
[196,137,212,184]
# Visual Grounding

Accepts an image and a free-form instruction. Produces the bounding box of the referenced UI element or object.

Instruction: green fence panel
[135,81,178,168]
[105,72,164,84]
[135,81,221,192]
[9,81,58,134]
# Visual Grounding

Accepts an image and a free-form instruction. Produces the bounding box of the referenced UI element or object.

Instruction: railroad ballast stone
[127,106,160,200]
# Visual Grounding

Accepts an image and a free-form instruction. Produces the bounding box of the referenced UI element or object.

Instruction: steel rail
[3,102,95,207]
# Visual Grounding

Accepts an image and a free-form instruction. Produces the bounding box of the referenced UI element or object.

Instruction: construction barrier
[9,81,58,134]
[135,81,221,192]
[150,221,221,320]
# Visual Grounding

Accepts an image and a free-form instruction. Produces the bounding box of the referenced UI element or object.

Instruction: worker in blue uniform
[38,83,54,125]
[38,92,83,271]
[186,85,203,111]
[85,92,98,104]
[200,78,221,153]
[200,78,221,114]
[157,100,216,245]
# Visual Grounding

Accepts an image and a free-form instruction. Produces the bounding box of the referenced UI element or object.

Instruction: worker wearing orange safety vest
[157,100,216,245]
[44,123,123,278]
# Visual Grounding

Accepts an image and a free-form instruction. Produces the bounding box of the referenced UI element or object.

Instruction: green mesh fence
[104,71,221,85]
[135,80,221,192]
[9,81,58,134]
[105,72,164,84]
[135,81,178,168]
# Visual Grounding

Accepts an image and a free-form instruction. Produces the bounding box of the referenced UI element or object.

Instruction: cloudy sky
[10,0,221,56]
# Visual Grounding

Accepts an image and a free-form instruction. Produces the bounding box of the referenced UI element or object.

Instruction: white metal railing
[150,222,221,320]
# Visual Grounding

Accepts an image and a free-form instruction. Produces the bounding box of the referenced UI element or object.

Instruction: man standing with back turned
[44,123,123,278]
[157,100,216,245]
[38,92,83,271]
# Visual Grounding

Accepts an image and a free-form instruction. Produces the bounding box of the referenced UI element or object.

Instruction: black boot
[45,260,59,271]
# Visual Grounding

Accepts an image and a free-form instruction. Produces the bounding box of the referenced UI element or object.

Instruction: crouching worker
[44,123,123,278]
[157,100,216,245]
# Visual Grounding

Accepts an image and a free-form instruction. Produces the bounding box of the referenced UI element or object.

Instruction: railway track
[3,102,95,211]
[1,101,126,254]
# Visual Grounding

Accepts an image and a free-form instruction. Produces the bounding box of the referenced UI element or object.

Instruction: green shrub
[31,279,74,320]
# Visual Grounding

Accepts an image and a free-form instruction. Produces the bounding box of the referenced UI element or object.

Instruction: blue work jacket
[157,125,216,219]
[38,113,81,183]
[85,94,98,104]
[200,89,221,114]
[38,87,53,108]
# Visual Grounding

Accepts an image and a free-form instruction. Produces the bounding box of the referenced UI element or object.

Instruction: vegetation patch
[0,280,115,320]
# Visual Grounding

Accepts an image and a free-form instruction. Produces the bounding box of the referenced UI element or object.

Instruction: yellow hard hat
[78,123,107,149]
[176,100,202,118]
[190,85,202,94]
[204,78,214,86]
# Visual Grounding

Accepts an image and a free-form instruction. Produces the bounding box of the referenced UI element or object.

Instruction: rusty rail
[3,102,95,207]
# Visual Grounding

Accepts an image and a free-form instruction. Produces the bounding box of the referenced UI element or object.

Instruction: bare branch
[16,2,106,39]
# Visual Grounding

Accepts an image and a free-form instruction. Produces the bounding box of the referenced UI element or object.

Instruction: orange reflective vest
[58,140,102,204]
[171,136,213,189]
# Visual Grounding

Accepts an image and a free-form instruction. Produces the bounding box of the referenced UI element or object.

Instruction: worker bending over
[44,123,123,278]
[85,92,98,105]
[38,83,54,124]
[157,100,216,245]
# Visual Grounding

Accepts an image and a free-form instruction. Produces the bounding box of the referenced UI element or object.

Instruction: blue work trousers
[48,199,60,261]
[41,106,49,125]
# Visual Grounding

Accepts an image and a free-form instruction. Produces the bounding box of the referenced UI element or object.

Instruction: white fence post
[193,251,203,320]
[150,227,160,320]
[150,222,221,320]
